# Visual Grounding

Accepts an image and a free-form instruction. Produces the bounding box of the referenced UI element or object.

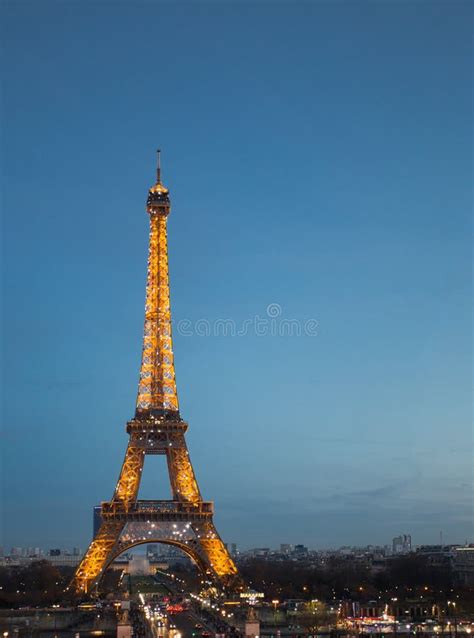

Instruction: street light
[447,602,458,638]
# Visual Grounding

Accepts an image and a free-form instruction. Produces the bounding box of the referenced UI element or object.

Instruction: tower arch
[104,539,210,578]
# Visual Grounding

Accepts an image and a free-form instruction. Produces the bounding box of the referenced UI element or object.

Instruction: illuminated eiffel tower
[70,152,239,594]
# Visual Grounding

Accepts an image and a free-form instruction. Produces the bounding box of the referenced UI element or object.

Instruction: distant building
[93,505,102,537]
[147,544,159,559]
[280,544,292,554]
[47,554,82,567]
[49,549,61,556]
[392,534,412,554]
[294,544,308,555]
[248,548,270,557]
[453,546,474,585]
[415,544,459,570]
[128,555,151,575]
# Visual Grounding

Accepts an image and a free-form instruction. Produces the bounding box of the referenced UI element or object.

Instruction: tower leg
[191,520,240,586]
[114,444,145,505]
[69,520,125,594]
[168,444,201,502]
[70,442,146,594]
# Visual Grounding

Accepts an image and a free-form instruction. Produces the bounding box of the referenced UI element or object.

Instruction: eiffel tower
[70,152,239,594]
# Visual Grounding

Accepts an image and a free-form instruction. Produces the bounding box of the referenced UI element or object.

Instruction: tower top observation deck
[147,149,170,215]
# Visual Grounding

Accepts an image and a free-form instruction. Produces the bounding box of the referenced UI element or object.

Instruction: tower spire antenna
[156,148,161,183]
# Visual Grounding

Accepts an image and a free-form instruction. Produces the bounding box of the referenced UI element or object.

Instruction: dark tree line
[374,555,453,590]
[0,554,470,612]
[0,561,73,608]
[239,554,455,601]
[0,561,122,608]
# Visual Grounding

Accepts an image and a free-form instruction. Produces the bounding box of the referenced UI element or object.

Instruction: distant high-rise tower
[392,534,412,554]
[93,505,102,538]
[70,153,240,594]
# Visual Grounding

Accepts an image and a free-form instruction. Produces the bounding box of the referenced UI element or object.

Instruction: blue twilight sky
[1,1,472,553]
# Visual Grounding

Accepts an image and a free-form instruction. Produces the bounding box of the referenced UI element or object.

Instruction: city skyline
[1,531,467,557]
[2,1,472,552]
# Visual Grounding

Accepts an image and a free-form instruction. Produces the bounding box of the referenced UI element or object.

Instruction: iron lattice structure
[70,153,239,594]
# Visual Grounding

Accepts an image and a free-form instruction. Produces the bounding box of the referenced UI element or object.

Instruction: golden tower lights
[69,152,239,594]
